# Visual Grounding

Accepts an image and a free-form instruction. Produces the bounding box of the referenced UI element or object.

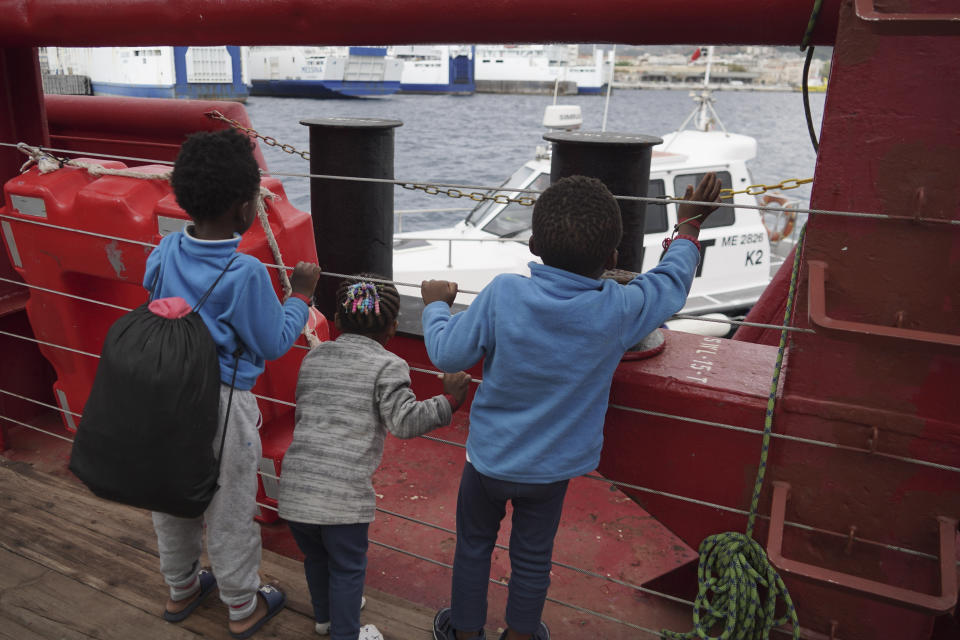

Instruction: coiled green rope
[662,226,806,640]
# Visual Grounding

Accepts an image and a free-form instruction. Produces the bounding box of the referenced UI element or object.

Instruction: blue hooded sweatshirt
[422,240,700,483]
[144,229,308,390]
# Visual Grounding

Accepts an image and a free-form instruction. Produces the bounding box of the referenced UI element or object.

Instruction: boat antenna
[601,45,616,132]
[703,45,713,88]
[663,46,729,151]
[553,76,560,105]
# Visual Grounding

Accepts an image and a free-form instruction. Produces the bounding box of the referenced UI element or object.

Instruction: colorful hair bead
[343,282,382,315]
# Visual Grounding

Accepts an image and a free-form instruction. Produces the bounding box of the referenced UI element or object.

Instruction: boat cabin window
[465,165,550,225]
[644,179,669,234]
[483,172,551,238]
[673,171,735,228]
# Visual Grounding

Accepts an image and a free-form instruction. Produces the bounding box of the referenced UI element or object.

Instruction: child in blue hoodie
[145,129,321,639]
[422,173,721,640]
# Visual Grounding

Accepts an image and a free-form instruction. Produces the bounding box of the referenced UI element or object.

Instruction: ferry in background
[391,45,475,95]
[42,47,250,101]
[474,45,613,95]
[247,46,402,99]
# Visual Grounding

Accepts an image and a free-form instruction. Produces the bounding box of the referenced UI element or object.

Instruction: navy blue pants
[451,462,569,634]
[287,520,369,640]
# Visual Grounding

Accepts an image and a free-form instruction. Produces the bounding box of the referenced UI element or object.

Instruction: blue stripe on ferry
[92,80,249,101]
[348,47,387,57]
[577,86,606,95]
[399,83,475,95]
[250,79,400,99]
[91,82,176,98]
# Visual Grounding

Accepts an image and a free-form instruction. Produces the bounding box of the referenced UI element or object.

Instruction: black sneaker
[433,608,486,640]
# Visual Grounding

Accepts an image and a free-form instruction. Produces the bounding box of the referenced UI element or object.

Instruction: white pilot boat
[392,91,802,335]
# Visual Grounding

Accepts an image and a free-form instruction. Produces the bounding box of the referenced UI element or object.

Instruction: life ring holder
[759,194,797,243]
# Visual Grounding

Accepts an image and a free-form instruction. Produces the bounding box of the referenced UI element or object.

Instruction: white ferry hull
[474,45,611,95]
[393,45,475,95]
[248,46,402,99]
[44,46,250,102]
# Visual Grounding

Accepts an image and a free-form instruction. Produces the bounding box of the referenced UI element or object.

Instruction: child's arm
[376,363,469,439]
[230,261,320,360]
[619,244,700,347]
[142,234,169,295]
[420,279,490,372]
[618,174,721,347]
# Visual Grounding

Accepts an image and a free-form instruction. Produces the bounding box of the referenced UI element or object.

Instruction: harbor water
[245,89,826,231]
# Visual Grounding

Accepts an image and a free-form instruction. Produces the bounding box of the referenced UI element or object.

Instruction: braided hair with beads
[335,274,400,336]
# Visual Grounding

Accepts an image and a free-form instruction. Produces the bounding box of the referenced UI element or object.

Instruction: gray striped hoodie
[278,333,453,525]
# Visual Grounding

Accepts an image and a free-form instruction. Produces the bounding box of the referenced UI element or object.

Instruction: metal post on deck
[300,117,402,321]
[544,131,662,273]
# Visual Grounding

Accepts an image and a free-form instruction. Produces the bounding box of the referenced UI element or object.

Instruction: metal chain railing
[205,110,311,161]
[6,140,960,226]
[204,111,812,206]
[724,177,813,198]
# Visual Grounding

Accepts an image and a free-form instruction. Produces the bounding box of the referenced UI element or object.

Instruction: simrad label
[158,216,187,237]
[10,195,47,218]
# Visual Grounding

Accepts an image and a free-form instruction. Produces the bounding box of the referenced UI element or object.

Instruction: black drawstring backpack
[70,255,241,518]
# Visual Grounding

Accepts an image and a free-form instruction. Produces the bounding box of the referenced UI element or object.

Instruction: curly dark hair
[335,273,400,336]
[531,175,622,276]
[171,129,261,222]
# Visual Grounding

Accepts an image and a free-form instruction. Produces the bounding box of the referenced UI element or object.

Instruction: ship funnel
[542,105,582,130]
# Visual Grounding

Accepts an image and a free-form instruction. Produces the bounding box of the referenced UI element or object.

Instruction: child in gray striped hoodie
[279,274,470,640]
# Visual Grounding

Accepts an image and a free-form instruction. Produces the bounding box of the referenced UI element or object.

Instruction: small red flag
[689,48,702,62]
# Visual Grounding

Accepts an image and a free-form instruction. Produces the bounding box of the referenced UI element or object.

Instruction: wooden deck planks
[0,548,199,640]
[0,459,442,640]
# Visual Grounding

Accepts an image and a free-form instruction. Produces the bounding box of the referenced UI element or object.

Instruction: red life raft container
[1,161,324,522]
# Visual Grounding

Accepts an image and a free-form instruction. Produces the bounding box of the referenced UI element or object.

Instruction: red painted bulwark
[44,95,269,170]
[0,0,840,47]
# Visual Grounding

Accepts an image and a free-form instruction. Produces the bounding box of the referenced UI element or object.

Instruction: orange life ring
[759,194,797,243]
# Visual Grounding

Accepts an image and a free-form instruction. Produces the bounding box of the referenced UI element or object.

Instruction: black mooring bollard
[300,117,403,321]
[543,131,662,273]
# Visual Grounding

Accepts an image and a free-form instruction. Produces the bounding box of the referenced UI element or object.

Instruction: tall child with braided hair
[423,173,722,640]
[279,275,472,640]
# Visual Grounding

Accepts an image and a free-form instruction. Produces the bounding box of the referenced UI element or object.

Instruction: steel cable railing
[0,213,815,335]
[0,382,951,567]
[1,306,956,477]
[4,140,959,226]
[0,267,953,474]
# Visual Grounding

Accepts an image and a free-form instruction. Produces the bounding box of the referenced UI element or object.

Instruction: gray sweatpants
[152,385,262,616]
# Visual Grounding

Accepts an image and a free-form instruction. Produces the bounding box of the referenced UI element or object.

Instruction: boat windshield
[464,165,536,227]
[482,171,551,238]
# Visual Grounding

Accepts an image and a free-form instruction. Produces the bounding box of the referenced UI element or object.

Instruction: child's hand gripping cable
[289,261,322,301]
[440,371,471,412]
[421,279,459,307]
